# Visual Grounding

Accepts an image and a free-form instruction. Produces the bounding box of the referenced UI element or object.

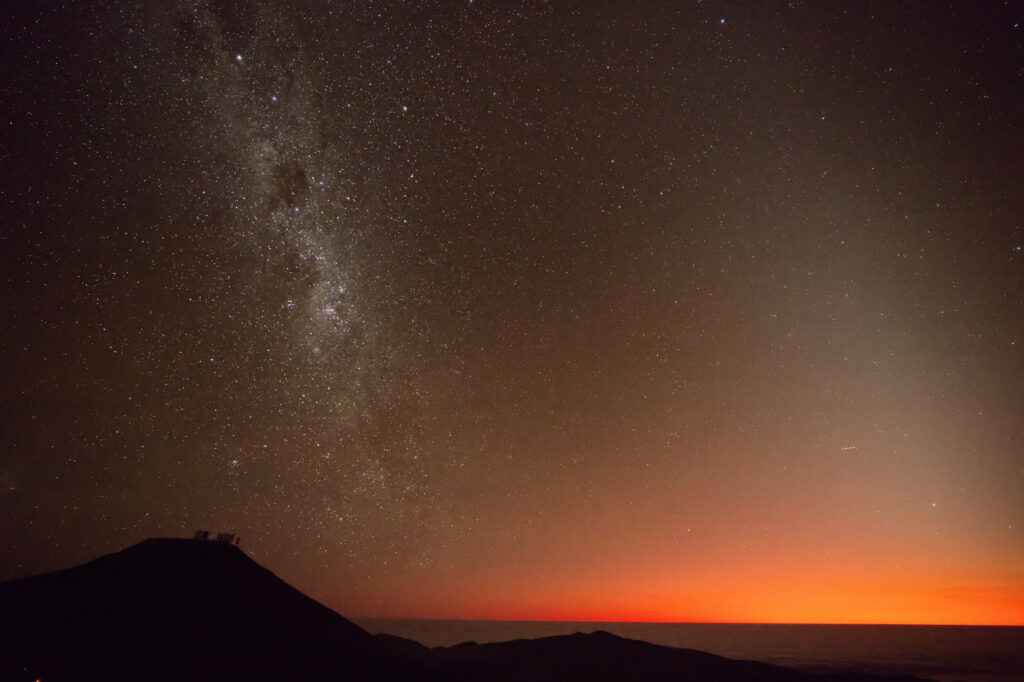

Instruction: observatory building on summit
[193,529,240,546]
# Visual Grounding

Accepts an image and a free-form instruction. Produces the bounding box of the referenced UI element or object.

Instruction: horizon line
[352,616,1024,627]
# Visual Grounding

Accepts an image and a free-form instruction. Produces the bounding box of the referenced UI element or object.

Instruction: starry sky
[2,1,1022,625]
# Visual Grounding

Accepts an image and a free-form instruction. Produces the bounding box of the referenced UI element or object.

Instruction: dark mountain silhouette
[0,539,933,682]
[0,538,428,682]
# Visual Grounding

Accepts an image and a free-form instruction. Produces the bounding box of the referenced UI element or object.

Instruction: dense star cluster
[2,2,1022,623]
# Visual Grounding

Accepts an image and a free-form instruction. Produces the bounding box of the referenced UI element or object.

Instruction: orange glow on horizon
[331,543,1024,626]
[356,578,1024,626]
[318,433,1024,629]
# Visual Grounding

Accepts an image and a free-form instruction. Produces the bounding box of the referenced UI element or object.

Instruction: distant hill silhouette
[425,631,935,682]
[0,539,933,682]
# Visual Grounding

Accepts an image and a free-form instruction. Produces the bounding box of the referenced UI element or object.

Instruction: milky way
[2,1,1022,623]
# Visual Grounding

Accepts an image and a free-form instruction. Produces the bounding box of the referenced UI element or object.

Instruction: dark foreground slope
[0,539,931,682]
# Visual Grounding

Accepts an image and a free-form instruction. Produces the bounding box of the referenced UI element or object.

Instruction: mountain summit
[0,538,420,681]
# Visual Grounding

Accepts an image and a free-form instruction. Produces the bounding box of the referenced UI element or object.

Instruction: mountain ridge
[0,538,933,682]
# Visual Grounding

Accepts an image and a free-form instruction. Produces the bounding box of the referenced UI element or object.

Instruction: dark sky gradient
[2,1,1022,624]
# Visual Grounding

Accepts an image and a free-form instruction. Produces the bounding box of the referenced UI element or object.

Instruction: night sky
[2,1,1022,625]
